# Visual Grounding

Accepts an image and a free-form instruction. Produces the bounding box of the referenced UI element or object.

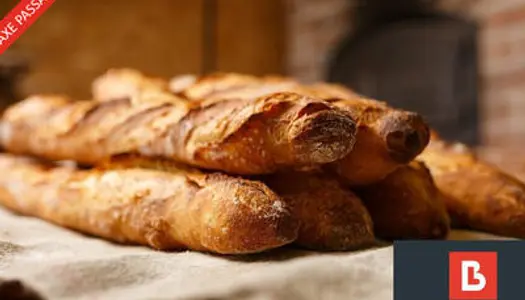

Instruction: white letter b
[461,260,486,291]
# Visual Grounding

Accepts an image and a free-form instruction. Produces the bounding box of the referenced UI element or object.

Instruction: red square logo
[449,251,498,300]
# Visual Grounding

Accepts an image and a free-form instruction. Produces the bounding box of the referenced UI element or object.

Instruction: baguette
[174,72,430,185]
[180,71,428,185]
[168,73,355,105]
[93,70,430,185]
[93,69,297,105]
[0,153,298,254]
[94,70,351,106]
[261,171,375,250]
[356,161,450,240]
[418,139,525,238]
[92,68,176,101]
[0,91,357,174]
[105,156,376,251]
[327,97,430,185]
[173,73,299,104]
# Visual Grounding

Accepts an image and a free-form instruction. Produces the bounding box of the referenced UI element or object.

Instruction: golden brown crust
[0,153,299,254]
[0,91,357,174]
[261,171,375,251]
[356,161,450,240]
[419,140,525,238]
[307,82,359,99]
[92,68,172,101]
[167,72,358,105]
[174,72,430,185]
[105,156,375,251]
[327,100,430,186]
[177,72,299,103]
[96,70,356,106]
[92,69,429,185]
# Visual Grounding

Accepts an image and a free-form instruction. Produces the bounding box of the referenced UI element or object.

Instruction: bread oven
[327,0,479,145]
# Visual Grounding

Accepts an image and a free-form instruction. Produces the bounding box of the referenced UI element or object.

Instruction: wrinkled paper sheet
[0,208,510,300]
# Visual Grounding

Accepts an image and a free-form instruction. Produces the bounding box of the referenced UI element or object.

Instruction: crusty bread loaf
[105,155,376,251]
[261,171,375,251]
[184,74,430,185]
[171,72,430,185]
[168,72,356,105]
[173,73,299,104]
[95,69,428,185]
[92,68,175,101]
[357,161,450,240]
[93,69,342,105]
[327,97,430,185]
[0,153,299,254]
[419,139,525,238]
[0,90,357,174]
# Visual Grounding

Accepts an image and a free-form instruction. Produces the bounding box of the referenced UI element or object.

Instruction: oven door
[328,17,479,145]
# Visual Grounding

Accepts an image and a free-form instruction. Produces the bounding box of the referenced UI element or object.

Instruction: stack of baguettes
[0,69,523,255]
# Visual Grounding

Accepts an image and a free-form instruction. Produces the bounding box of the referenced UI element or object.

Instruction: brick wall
[474,0,525,146]
[286,0,525,146]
